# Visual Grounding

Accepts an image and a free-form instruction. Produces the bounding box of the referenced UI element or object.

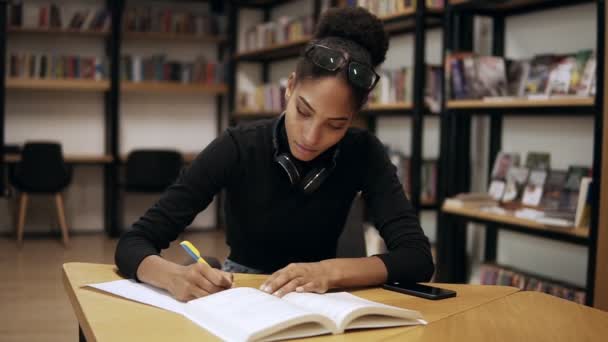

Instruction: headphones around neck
[272,113,339,194]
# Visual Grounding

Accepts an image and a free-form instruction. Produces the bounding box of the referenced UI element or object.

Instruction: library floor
[0,230,229,342]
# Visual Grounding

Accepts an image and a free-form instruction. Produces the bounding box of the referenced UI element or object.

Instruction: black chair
[125,149,184,192]
[11,142,72,246]
[336,194,367,258]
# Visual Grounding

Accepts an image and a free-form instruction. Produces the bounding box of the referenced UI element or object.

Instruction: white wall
[1,0,218,233]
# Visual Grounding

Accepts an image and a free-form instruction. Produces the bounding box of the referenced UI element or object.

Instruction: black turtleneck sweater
[115,117,434,283]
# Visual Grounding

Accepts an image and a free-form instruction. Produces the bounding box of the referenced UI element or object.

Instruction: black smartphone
[382,282,457,300]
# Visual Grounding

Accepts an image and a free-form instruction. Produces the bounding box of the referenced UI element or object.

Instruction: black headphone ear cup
[301,168,330,194]
[275,154,301,185]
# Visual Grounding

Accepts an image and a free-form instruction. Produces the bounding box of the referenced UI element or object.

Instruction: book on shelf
[446,49,596,101]
[123,6,223,36]
[479,264,586,304]
[501,167,529,204]
[488,152,520,200]
[8,1,111,32]
[574,177,593,228]
[243,15,314,52]
[346,0,444,16]
[121,55,225,85]
[8,52,107,80]
[367,65,442,113]
[89,279,426,342]
[519,152,551,207]
[387,147,437,204]
[237,79,288,113]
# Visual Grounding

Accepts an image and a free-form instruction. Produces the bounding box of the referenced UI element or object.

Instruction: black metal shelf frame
[435,0,605,308]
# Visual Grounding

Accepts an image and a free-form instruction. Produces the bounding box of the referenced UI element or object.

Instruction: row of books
[446,50,596,100]
[8,52,106,80]
[346,0,444,16]
[123,7,224,36]
[243,16,314,52]
[9,2,111,31]
[368,65,442,113]
[479,264,586,304]
[237,79,288,113]
[485,152,592,227]
[387,147,438,204]
[120,55,225,85]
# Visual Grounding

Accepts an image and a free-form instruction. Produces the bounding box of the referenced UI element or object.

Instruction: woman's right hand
[168,263,233,302]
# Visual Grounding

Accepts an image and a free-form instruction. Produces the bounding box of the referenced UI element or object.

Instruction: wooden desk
[63,262,519,342]
[399,291,608,342]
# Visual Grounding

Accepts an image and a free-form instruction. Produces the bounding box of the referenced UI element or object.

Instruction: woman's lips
[295,142,317,156]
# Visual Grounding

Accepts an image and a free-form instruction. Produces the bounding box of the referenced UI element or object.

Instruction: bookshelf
[595,0,608,310]
[7,26,109,37]
[447,98,595,112]
[122,31,227,44]
[379,6,443,35]
[121,81,228,94]
[6,78,110,92]
[442,202,590,242]
[234,37,312,62]
[0,0,229,236]
[436,0,604,308]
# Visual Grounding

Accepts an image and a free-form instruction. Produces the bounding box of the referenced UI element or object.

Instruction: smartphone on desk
[382,282,456,300]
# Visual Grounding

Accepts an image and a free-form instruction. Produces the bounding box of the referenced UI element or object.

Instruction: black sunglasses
[304,44,380,91]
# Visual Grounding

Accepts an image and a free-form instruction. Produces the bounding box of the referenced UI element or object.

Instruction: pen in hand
[180,240,233,286]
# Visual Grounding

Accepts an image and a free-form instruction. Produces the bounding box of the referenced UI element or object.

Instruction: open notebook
[89,279,426,342]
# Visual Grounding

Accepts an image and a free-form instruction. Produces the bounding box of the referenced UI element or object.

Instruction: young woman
[115,7,434,302]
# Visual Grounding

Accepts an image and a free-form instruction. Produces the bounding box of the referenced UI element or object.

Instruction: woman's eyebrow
[298,96,349,121]
[298,96,316,113]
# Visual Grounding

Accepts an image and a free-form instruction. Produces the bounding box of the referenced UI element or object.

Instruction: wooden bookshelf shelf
[364,102,413,112]
[4,153,114,164]
[6,78,110,91]
[449,0,594,15]
[361,102,414,115]
[379,7,443,35]
[446,98,596,114]
[7,26,108,37]
[121,81,228,94]
[442,202,590,243]
[448,98,594,109]
[234,37,311,62]
[123,31,227,44]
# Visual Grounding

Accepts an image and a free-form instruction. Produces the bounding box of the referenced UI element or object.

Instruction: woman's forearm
[322,256,388,289]
[136,255,182,290]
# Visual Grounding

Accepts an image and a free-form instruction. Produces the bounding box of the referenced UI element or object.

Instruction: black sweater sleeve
[115,131,240,279]
[361,134,435,283]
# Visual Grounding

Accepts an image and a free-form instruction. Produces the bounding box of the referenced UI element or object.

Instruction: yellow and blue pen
[180,240,210,266]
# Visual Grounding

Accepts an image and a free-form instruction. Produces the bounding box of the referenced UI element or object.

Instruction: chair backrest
[336,194,367,258]
[125,149,184,192]
[13,142,71,193]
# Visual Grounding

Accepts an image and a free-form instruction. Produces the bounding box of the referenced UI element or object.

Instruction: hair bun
[313,7,389,66]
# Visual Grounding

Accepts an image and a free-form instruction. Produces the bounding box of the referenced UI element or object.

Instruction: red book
[39,6,49,28]
[206,63,215,84]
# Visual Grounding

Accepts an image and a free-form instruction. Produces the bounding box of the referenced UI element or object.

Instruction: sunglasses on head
[304,43,380,91]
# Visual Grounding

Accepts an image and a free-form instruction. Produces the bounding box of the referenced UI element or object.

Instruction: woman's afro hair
[313,6,389,67]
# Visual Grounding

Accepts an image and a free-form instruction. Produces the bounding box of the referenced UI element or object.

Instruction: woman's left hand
[259,261,336,298]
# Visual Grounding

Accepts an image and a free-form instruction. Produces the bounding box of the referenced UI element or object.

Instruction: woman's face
[284,74,356,162]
